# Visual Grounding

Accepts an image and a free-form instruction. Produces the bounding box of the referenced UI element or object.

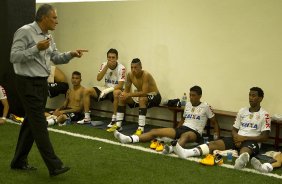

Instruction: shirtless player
[46,71,85,125]
[107,58,161,135]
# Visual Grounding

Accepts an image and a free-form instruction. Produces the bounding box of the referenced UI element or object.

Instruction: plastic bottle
[227,150,233,162]
[181,93,187,106]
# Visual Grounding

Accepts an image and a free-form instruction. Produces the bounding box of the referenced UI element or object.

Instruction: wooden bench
[271,120,282,150]
[91,104,282,149]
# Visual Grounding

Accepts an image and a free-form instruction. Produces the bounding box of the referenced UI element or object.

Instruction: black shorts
[65,112,84,121]
[222,137,260,156]
[128,93,162,108]
[48,82,69,98]
[174,126,202,143]
[93,87,114,102]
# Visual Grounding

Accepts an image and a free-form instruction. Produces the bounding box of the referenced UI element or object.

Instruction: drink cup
[227,150,233,162]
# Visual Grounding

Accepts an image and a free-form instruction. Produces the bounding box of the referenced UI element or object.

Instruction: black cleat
[49,166,70,177]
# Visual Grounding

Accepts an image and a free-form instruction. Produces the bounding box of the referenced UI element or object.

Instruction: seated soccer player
[47,65,69,98]
[77,48,126,124]
[251,151,282,173]
[173,87,271,170]
[0,85,9,125]
[46,71,84,125]
[114,85,220,152]
[107,58,162,135]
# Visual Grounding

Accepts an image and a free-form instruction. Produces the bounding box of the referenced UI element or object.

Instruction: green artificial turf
[0,122,281,184]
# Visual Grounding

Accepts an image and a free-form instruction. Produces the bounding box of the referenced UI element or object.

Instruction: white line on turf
[47,128,282,179]
[7,121,282,179]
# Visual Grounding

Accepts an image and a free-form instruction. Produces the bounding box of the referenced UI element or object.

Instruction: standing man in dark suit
[10,4,88,176]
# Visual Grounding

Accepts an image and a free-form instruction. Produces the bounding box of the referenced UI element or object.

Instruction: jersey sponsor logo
[184,114,201,120]
[265,114,271,128]
[105,79,118,85]
[241,122,258,129]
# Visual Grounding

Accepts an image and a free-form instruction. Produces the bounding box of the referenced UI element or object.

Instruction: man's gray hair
[35,4,54,22]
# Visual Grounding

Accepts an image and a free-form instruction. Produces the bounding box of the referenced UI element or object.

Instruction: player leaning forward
[107,58,161,135]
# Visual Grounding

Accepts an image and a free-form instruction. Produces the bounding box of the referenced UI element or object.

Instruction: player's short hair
[131,58,141,65]
[35,4,54,22]
[190,85,202,95]
[107,48,118,57]
[72,71,81,78]
[250,87,264,98]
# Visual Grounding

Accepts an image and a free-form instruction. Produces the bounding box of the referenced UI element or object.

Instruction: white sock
[173,143,200,158]
[138,115,146,127]
[111,114,116,122]
[116,121,122,127]
[85,112,91,119]
[261,163,273,173]
[115,112,124,127]
[47,118,56,126]
[114,131,132,144]
[131,135,140,143]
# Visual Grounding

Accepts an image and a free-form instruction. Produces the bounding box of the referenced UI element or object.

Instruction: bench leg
[275,123,280,150]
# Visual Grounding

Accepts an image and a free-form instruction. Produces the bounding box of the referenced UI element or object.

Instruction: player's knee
[57,115,67,123]
[239,147,252,155]
[113,90,121,97]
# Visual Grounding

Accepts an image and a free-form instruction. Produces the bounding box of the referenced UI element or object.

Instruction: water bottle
[181,93,187,106]
[227,150,233,162]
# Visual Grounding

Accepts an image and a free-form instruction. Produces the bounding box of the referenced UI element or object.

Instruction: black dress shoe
[49,166,70,177]
[11,165,37,171]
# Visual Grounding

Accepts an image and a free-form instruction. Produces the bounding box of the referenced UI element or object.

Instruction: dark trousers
[10,75,63,172]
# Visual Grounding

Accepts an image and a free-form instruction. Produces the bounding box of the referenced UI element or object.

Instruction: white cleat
[234,152,250,170]
[77,118,91,124]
